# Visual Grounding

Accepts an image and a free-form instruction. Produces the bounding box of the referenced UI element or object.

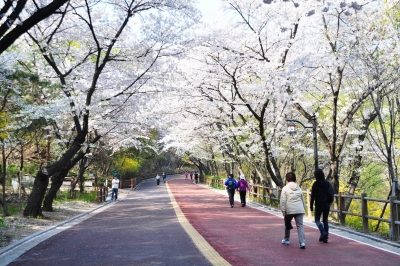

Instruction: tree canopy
[1,0,399,216]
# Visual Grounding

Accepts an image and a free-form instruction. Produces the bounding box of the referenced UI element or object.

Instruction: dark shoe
[241,203,245,207]
[319,233,328,242]
[231,205,234,208]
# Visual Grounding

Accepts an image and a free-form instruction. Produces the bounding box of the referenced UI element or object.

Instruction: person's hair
[285,172,296,182]
[228,173,234,178]
[314,169,325,180]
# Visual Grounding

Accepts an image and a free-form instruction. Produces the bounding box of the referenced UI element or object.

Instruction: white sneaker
[300,243,306,249]
[281,239,290,245]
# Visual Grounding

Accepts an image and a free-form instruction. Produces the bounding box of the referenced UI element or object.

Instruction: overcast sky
[196,0,224,23]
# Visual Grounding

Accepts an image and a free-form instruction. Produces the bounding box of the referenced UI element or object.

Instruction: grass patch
[54,190,97,204]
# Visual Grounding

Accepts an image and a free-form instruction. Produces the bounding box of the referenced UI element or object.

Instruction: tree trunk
[41,171,66,212]
[2,144,8,216]
[328,158,340,215]
[0,0,70,54]
[70,157,87,198]
[69,178,78,199]
[345,112,377,211]
[24,136,86,217]
[42,151,89,212]
[79,157,89,192]
[23,170,49,217]
[17,144,25,211]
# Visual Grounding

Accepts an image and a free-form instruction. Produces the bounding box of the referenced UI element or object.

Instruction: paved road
[169,177,400,265]
[2,176,211,266]
[1,174,399,265]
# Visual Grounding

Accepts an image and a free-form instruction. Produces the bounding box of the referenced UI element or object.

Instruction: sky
[196,0,224,23]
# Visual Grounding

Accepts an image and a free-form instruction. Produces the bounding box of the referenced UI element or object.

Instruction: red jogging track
[168,176,400,266]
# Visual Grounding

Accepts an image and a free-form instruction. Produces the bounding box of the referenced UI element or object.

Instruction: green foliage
[113,156,140,177]
[0,218,5,228]
[6,164,19,178]
[0,112,8,140]
[98,176,108,184]
[7,206,20,215]
[23,163,38,175]
[345,199,390,236]
[55,190,97,203]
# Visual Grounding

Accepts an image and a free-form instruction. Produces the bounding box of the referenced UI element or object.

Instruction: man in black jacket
[310,169,334,243]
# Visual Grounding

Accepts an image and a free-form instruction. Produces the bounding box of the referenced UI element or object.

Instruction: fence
[202,176,400,241]
[96,186,108,202]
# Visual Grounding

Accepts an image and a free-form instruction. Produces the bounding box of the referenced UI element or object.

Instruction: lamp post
[286,114,318,171]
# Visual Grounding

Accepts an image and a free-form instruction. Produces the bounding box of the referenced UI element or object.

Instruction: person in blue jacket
[224,174,238,207]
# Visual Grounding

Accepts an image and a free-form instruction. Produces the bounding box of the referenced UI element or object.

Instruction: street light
[286,114,318,171]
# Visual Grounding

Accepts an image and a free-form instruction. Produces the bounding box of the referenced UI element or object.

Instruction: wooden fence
[202,176,400,241]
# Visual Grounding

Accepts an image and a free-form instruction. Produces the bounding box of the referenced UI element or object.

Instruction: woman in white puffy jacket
[280,172,306,249]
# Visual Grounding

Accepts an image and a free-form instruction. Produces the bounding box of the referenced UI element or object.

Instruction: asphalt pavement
[0,174,399,266]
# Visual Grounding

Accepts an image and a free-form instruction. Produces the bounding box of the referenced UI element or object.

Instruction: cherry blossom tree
[0,0,70,54]
[286,1,399,199]
[19,0,199,217]
[162,0,319,187]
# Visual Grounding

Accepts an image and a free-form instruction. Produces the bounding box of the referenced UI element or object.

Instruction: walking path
[1,174,399,265]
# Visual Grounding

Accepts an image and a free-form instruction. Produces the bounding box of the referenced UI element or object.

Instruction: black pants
[157,179,160,185]
[239,190,246,206]
[227,189,235,206]
[315,203,330,234]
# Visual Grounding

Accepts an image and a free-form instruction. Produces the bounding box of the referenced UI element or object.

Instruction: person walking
[224,174,238,208]
[156,174,161,185]
[280,172,306,249]
[310,169,334,244]
[111,176,120,201]
[185,171,188,179]
[189,172,193,180]
[194,172,199,184]
[237,174,250,207]
[162,172,167,183]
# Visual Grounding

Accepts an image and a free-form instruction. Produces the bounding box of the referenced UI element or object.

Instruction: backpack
[327,183,334,203]
[227,180,235,190]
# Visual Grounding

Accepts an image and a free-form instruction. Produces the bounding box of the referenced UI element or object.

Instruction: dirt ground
[0,201,101,248]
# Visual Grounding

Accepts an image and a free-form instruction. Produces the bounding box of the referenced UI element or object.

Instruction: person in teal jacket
[224,174,238,207]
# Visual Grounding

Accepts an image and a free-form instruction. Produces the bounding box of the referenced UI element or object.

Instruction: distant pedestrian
[189,172,193,180]
[310,169,334,244]
[185,171,188,179]
[156,174,161,185]
[194,172,199,184]
[111,176,120,201]
[224,174,238,208]
[237,174,250,207]
[280,172,306,249]
[162,172,167,183]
